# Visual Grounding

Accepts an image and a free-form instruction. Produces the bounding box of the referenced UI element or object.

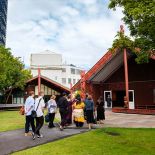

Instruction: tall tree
[0,46,32,103]
[109,0,155,63]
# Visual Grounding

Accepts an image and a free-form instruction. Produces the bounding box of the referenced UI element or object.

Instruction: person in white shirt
[24,91,35,136]
[34,91,45,139]
[47,95,57,128]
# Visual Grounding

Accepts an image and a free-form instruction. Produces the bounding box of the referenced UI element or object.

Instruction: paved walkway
[0,127,88,155]
[104,110,155,128]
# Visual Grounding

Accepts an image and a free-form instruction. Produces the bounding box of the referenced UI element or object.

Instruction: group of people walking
[24,91,45,139]
[24,91,105,140]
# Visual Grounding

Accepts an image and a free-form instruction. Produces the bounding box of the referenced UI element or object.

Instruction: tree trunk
[5,89,12,104]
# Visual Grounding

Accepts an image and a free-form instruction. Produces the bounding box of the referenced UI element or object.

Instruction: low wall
[0,104,22,110]
[112,108,155,115]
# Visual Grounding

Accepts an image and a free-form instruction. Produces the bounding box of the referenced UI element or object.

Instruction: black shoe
[48,125,55,128]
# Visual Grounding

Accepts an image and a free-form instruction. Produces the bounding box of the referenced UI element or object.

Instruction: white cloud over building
[6,0,129,69]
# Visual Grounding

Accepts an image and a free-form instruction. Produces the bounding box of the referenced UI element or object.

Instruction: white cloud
[6,0,126,69]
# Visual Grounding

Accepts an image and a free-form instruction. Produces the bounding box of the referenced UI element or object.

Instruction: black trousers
[48,113,55,128]
[59,109,67,127]
[25,115,35,133]
[35,116,44,136]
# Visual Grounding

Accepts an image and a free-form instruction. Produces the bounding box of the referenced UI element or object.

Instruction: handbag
[31,98,42,118]
[45,114,49,123]
[19,106,25,115]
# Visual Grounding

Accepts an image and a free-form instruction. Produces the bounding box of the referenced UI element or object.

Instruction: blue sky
[6,0,127,69]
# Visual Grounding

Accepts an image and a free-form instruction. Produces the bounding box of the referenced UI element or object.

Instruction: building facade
[0,0,8,46]
[2,75,70,104]
[72,50,155,114]
[30,50,83,88]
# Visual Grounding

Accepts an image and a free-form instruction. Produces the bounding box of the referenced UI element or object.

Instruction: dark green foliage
[109,0,155,63]
[0,46,32,94]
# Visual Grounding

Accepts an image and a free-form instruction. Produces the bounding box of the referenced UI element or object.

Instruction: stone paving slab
[104,110,155,128]
[0,127,88,155]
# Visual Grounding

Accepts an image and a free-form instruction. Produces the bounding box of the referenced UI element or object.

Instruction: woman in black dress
[66,94,73,125]
[96,96,105,124]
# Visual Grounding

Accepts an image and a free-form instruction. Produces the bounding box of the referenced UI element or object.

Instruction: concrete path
[0,126,88,155]
[104,110,155,128]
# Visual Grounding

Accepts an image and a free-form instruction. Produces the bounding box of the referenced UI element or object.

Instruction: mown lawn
[0,110,24,132]
[13,128,155,155]
[0,110,59,132]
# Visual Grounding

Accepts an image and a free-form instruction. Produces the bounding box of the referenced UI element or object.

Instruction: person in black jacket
[57,92,69,131]
[96,96,105,124]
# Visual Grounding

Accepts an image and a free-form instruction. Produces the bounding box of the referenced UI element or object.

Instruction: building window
[13,97,24,104]
[71,68,75,74]
[62,78,66,84]
[73,79,76,84]
[44,86,48,95]
[35,86,38,95]
[47,88,52,95]
[153,89,155,103]
[62,68,66,72]
[35,85,54,95]
[55,76,58,80]
[41,84,44,92]
[76,69,81,75]
[68,78,71,84]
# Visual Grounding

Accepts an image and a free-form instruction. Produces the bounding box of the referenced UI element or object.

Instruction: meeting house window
[34,85,60,96]
[13,91,24,104]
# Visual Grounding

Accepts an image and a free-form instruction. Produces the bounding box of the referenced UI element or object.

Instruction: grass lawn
[13,128,155,155]
[0,110,24,132]
[0,110,59,132]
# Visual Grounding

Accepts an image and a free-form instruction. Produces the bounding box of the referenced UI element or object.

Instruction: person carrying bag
[31,98,42,118]
[24,91,36,137]
[46,95,57,128]
[33,92,45,140]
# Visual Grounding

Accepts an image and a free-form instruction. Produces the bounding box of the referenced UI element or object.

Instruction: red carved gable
[85,51,112,80]
[71,50,113,90]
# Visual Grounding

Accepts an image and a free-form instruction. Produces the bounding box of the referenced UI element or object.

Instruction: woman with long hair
[66,94,73,125]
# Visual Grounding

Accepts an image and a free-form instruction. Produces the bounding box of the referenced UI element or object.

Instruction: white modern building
[30,50,83,88]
